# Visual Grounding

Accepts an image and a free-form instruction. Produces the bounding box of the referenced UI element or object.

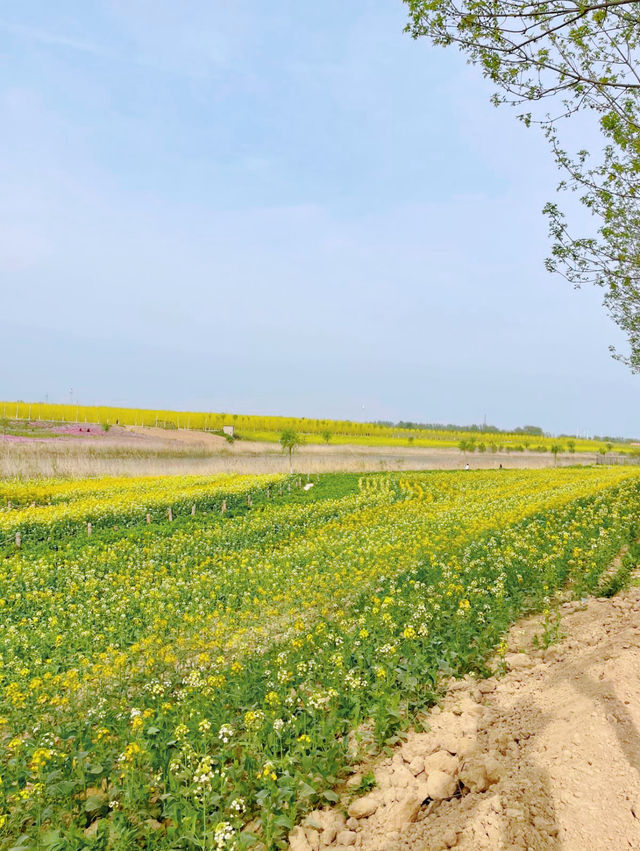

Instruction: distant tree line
[374,420,546,435]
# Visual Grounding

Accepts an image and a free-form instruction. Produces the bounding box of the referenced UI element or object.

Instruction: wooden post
[247,494,252,507]
[87,522,92,536]
[167,507,173,522]
[15,532,21,548]
[191,504,196,516]
[146,513,151,524]
[221,499,227,514]
[7,501,11,511]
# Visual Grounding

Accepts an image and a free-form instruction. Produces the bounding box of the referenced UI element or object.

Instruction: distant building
[223,425,234,437]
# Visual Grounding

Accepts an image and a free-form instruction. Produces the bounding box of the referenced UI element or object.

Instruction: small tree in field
[550,444,561,465]
[567,440,576,454]
[322,429,332,444]
[280,430,302,473]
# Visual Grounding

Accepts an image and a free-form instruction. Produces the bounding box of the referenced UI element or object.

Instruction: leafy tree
[567,439,576,453]
[404,0,640,368]
[280,430,302,472]
[550,443,562,464]
[322,429,332,444]
[514,425,544,436]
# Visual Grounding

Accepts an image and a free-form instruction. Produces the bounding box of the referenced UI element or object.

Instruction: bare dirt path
[292,582,640,850]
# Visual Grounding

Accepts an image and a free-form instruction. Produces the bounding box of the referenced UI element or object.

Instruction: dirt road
[294,582,640,850]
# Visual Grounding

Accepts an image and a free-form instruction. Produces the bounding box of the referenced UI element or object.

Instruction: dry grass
[0,424,608,479]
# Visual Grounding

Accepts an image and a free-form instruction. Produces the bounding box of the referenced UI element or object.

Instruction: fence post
[191,504,196,516]
[146,513,151,524]
[247,494,252,507]
[167,507,173,522]
[87,522,92,536]
[221,499,227,514]
[15,532,21,548]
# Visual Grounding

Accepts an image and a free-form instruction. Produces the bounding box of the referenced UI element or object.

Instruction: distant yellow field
[0,400,631,454]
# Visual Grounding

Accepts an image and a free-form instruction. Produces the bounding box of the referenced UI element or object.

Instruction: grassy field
[2,401,633,455]
[1,467,639,847]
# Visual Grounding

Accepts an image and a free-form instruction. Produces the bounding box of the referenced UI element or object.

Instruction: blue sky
[1,0,637,436]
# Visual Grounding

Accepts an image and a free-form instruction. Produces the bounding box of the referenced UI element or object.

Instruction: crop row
[0,474,290,549]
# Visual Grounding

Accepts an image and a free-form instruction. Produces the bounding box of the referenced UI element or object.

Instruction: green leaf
[40,831,64,850]
[8,835,36,851]
[299,782,316,798]
[84,795,107,813]
[255,789,270,805]
[48,780,77,796]
[322,790,340,803]
[45,769,63,784]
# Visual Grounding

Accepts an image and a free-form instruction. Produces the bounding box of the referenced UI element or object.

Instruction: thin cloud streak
[0,20,227,80]
[0,20,112,59]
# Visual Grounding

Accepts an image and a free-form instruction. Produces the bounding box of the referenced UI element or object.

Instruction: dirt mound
[294,581,640,850]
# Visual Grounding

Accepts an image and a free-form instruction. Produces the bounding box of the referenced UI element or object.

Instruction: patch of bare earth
[291,583,640,850]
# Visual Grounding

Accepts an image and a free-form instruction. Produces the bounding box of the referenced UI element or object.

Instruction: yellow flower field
[1,400,631,454]
[0,467,638,847]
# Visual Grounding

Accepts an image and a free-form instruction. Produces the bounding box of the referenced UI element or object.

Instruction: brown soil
[295,579,640,850]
